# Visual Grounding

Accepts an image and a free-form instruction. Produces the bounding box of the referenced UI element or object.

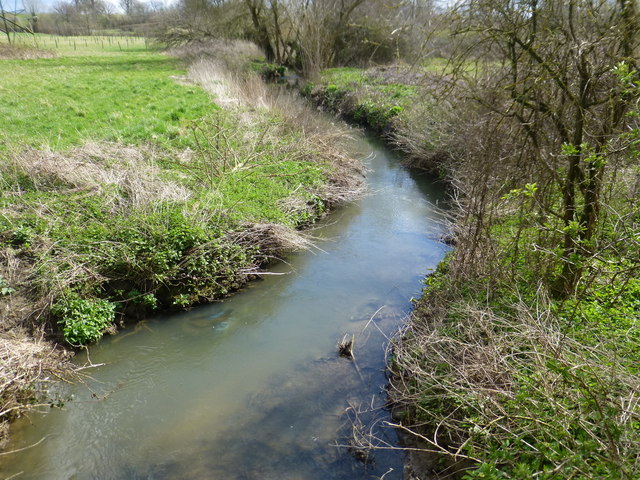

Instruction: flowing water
[0,135,449,480]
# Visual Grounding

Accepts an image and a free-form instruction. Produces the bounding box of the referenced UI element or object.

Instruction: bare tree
[244,0,276,60]
[22,0,41,32]
[444,0,639,296]
[0,0,11,42]
[119,0,133,15]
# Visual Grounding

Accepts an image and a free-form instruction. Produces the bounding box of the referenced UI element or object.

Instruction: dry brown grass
[388,283,640,477]
[0,249,43,334]
[6,142,191,208]
[0,43,57,60]
[0,331,71,448]
[170,39,263,73]
[229,222,317,266]
[181,47,365,207]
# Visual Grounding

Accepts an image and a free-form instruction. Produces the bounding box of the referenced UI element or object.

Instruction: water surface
[1,134,448,480]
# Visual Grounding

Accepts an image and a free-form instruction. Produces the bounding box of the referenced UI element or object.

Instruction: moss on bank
[0,39,363,445]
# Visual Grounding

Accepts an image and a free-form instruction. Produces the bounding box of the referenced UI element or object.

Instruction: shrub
[51,293,116,346]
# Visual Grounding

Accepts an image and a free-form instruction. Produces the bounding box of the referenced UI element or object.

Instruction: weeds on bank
[303,62,461,174]
[0,115,332,346]
[383,75,640,475]
[389,190,640,479]
[304,65,423,132]
[0,39,362,350]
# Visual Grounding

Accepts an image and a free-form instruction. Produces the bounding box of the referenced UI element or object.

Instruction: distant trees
[119,0,134,16]
[52,0,109,34]
[156,0,437,77]
[240,0,373,73]
[36,0,158,35]
[22,0,41,32]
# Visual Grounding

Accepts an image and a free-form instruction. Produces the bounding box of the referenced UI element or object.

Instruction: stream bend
[0,134,449,480]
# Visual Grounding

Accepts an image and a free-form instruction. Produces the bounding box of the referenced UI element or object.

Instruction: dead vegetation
[0,331,71,449]
[0,44,57,60]
[337,333,355,359]
[178,40,366,207]
[170,40,263,73]
[6,142,191,207]
[229,222,317,262]
[387,279,640,478]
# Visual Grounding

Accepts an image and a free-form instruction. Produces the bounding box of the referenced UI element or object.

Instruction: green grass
[0,37,343,345]
[1,33,149,55]
[320,67,368,86]
[0,52,213,149]
[307,65,426,132]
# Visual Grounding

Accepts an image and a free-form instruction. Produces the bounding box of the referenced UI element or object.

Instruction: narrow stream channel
[1,134,449,480]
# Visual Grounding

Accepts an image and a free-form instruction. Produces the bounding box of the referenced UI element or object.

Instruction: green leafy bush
[0,276,14,296]
[51,294,116,345]
[252,61,286,80]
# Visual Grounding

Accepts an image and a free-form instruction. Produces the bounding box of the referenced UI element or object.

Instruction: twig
[0,435,50,456]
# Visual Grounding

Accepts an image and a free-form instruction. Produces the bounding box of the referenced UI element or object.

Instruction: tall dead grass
[170,39,263,73]
[0,44,57,60]
[388,279,640,478]
[0,331,70,448]
[180,43,365,209]
[5,142,191,208]
[184,52,365,265]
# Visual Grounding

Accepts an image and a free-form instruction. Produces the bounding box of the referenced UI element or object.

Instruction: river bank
[0,39,364,446]
[0,116,449,480]
[307,62,640,478]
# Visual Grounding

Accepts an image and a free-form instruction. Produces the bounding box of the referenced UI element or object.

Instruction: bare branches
[389,285,640,476]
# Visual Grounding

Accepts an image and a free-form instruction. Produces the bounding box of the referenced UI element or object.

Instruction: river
[0,134,448,480]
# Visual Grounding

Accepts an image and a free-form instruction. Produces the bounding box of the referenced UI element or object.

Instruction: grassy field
[0,34,219,151]
[0,54,214,149]
[0,32,149,55]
